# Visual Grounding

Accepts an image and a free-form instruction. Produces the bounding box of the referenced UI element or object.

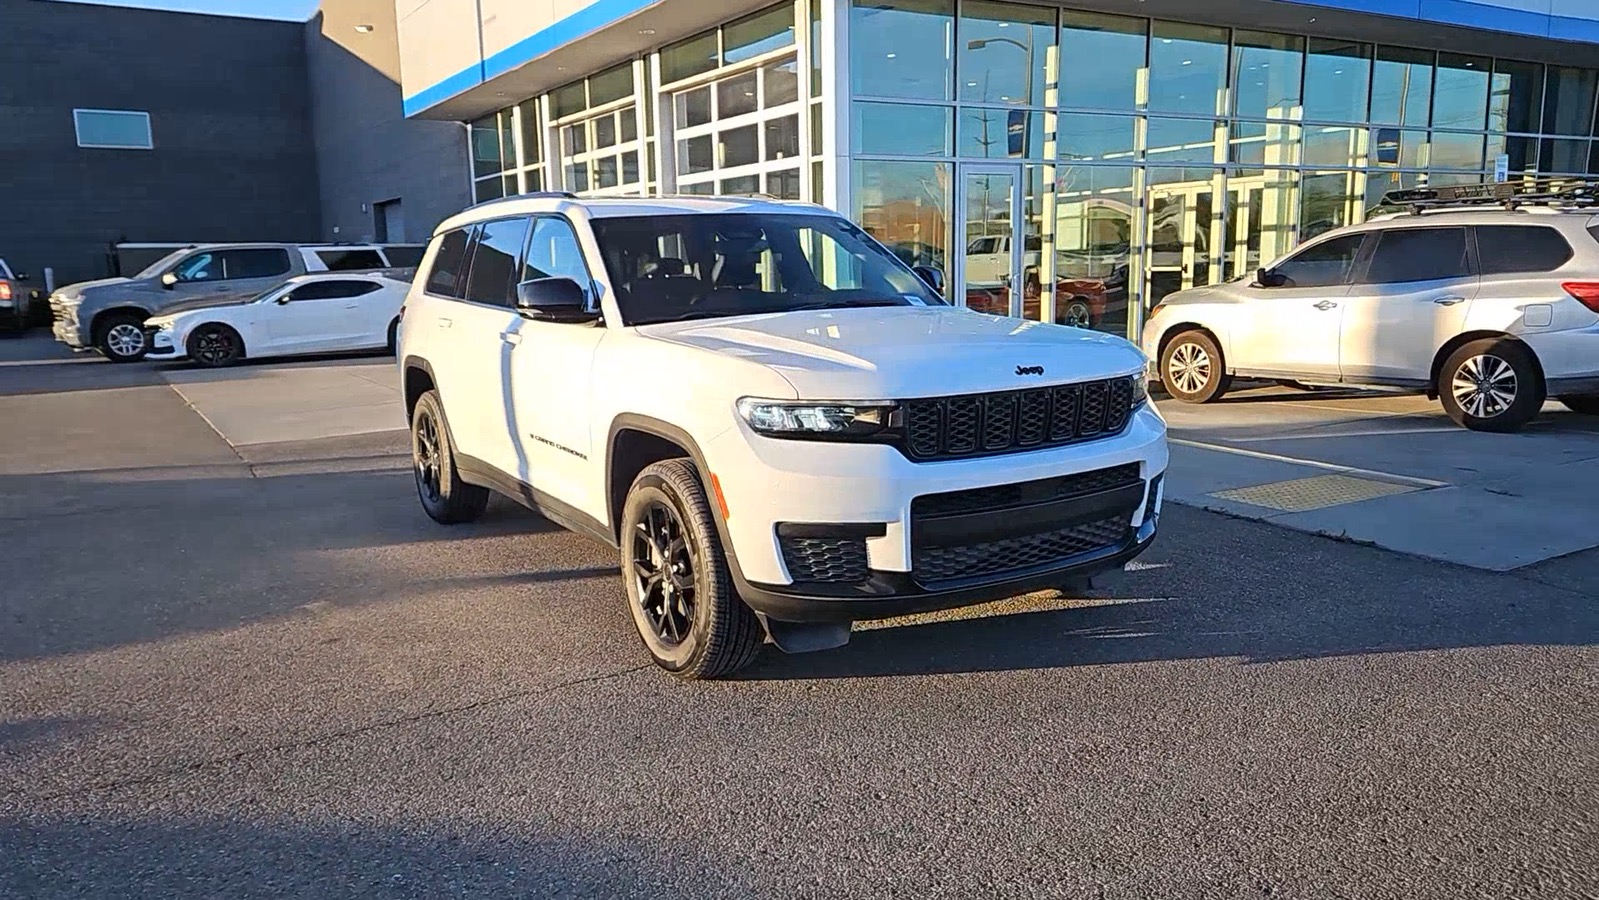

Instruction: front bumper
[144,327,182,359]
[706,404,1168,622]
[50,300,87,347]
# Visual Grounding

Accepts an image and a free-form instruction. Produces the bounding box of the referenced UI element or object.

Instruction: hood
[637,306,1146,399]
[76,277,170,305]
[55,276,134,299]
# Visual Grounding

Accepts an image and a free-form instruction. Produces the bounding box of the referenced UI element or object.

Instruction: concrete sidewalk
[1160,386,1599,571]
[159,356,404,449]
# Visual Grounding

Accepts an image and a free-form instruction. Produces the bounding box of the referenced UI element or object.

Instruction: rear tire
[1159,330,1231,404]
[95,313,149,363]
[620,459,762,679]
[1438,338,1544,433]
[410,390,489,524]
[1560,395,1599,415]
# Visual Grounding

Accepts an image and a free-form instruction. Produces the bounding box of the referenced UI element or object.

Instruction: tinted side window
[522,217,590,286]
[316,249,385,271]
[425,229,472,297]
[463,217,531,307]
[222,249,293,279]
[172,252,223,283]
[289,280,380,301]
[1365,228,1471,284]
[382,246,425,268]
[1476,226,1573,275]
[1272,234,1366,288]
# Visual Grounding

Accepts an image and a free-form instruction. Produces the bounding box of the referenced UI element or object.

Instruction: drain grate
[1209,474,1418,513]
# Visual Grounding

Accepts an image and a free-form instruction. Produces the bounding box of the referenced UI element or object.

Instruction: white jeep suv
[398,194,1168,678]
[1143,181,1599,432]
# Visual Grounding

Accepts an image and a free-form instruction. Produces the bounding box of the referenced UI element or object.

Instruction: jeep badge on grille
[1015,365,1044,376]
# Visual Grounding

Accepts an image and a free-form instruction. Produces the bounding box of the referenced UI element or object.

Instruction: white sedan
[145,273,411,367]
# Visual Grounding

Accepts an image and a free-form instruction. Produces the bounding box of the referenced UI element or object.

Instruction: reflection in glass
[1434,53,1490,130]
[959,108,1044,158]
[851,0,954,101]
[721,124,760,167]
[621,108,638,142]
[721,174,761,195]
[1049,165,1137,335]
[1430,131,1485,170]
[662,31,718,83]
[1304,40,1371,124]
[589,63,634,107]
[1370,127,1428,169]
[1371,47,1432,128]
[852,159,952,274]
[718,71,760,119]
[1490,59,1544,134]
[766,115,800,160]
[1148,21,1229,115]
[1541,139,1589,174]
[1544,67,1598,136]
[595,156,619,189]
[1146,184,1217,306]
[767,168,802,200]
[1059,12,1146,111]
[1232,32,1304,120]
[552,82,588,119]
[1302,125,1370,168]
[471,116,503,175]
[1145,117,1220,166]
[675,87,712,128]
[851,102,951,156]
[724,5,796,64]
[959,0,1055,107]
[678,135,714,175]
[1486,133,1538,174]
[518,100,542,165]
[764,59,801,107]
[1058,113,1136,162]
[961,170,1018,316]
[1231,120,1301,167]
[594,115,616,149]
[1225,169,1298,278]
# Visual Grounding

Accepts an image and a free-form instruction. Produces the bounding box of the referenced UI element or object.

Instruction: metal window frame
[73,108,153,150]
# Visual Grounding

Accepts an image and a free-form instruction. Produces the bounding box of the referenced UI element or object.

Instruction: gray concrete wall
[306,0,471,243]
[0,0,321,286]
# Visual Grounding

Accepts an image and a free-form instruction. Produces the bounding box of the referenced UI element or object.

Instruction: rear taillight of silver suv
[1560,282,1599,313]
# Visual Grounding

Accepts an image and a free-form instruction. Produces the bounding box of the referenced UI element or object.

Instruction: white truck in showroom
[398,194,1168,679]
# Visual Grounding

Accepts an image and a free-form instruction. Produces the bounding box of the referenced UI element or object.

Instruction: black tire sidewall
[410,390,487,523]
[620,476,717,673]
[1160,331,1226,403]
[1439,340,1544,432]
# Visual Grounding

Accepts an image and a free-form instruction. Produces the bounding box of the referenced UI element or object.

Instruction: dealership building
[396,0,1599,341]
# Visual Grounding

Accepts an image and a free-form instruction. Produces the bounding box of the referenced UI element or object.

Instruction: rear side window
[288,280,381,301]
[316,249,385,271]
[1364,228,1471,284]
[1477,225,1573,275]
[425,229,472,297]
[220,249,292,279]
[462,217,531,307]
[382,246,425,268]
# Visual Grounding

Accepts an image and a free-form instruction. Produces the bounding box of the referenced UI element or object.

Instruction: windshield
[133,249,196,280]
[588,213,946,327]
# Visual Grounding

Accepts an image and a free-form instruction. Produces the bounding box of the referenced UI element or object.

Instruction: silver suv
[1144,179,1599,432]
[50,242,423,362]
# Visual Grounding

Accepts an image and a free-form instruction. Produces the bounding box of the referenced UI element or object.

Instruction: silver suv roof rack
[1382,177,1599,214]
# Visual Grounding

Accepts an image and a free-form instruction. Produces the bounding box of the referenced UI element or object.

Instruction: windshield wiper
[786,298,907,312]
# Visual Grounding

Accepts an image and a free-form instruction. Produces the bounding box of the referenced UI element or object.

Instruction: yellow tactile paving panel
[1209,474,1419,513]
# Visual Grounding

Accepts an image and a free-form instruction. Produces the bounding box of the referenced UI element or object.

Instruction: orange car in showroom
[965,270,1109,327]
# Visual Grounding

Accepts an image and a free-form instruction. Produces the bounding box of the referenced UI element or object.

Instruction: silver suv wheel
[1450,354,1517,420]
[105,323,145,358]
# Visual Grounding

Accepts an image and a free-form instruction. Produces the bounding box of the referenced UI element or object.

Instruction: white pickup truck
[397,194,1168,679]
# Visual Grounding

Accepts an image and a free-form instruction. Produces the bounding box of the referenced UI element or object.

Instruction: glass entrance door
[958,165,1024,317]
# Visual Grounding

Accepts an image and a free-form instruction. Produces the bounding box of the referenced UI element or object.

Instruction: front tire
[187,324,245,368]
[96,313,149,363]
[1160,330,1231,404]
[1439,339,1544,433]
[410,390,489,524]
[620,460,762,679]
[1560,395,1599,415]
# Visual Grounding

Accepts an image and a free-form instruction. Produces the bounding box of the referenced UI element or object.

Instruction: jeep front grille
[901,377,1136,462]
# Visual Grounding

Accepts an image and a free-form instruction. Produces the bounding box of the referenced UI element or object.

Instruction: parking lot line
[1170,438,1450,489]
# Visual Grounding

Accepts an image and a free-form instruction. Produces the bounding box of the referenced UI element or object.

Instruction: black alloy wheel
[188,325,243,367]
[631,500,697,646]
[414,407,444,505]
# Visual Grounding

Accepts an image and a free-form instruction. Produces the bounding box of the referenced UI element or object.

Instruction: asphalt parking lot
[3,332,1597,898]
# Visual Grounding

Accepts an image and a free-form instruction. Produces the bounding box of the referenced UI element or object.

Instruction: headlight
[154,322,174,332]
[736,398,896,439]
[1130,371,1148,407]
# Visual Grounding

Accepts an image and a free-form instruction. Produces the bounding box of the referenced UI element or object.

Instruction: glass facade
[460,0,1599,344]
[847,0,1599,341]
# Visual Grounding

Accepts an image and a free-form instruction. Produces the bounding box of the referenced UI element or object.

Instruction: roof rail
[467,191,579,210]
[1381,177,1599,214]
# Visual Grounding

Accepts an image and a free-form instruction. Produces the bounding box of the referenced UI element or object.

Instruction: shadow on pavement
[0,816,701,900]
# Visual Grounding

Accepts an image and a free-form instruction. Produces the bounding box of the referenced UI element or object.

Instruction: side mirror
[912,265,945,295]
[161,272,179,289]
[516,276,598,323]
[1256,267,1287,288]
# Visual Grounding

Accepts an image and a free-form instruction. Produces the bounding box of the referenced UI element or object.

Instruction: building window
[74,109,153,149]
[550,63,646,196]
[672,55,804,198]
